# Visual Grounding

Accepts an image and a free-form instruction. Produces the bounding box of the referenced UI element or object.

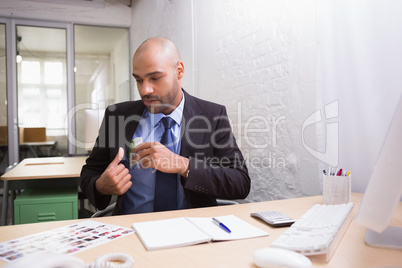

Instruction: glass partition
[74,25,130,155]
[0,22,131,160]
[16,25,67,159]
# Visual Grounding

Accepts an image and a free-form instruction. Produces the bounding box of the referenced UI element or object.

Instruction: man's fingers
[108,147,124,169]
[116,174,132,194]
[133,142,148,153]
[138,157,155,170]
[133,141,162,153]
[96,148,130,196]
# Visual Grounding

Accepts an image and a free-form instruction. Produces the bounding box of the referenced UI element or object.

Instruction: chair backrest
[91,203,116,218]
[217,199,239,206]
[21,127,47,143]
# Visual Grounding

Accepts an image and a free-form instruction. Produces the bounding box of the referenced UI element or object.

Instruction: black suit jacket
[80,90,251,214]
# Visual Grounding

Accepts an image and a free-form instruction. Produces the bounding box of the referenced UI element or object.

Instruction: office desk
[0,193,401,267]
[1,141,58,163]
[1,156,87,225]
[20,141,58,157]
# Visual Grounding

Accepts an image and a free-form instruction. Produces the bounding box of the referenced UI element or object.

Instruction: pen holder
[322,174,351,205]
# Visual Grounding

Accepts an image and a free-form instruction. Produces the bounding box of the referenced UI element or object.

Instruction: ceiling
[25,0,132,8]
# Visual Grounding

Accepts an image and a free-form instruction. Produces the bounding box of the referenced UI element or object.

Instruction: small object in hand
[129,137,143,168]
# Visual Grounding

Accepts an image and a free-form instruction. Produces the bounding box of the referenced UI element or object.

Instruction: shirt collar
[142,92,185,127]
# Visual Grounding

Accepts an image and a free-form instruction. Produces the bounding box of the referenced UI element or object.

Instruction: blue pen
[212,217,231,233]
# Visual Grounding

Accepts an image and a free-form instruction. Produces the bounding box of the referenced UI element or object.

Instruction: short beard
[142,94,176,114]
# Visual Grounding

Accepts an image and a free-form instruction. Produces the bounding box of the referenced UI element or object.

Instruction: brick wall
[131,0,322,201]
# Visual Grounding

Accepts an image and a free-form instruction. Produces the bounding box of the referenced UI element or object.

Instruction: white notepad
[132,214,269,250]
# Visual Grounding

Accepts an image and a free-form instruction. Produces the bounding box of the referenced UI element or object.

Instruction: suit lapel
[124,101,146,149]
[180,90,207,157]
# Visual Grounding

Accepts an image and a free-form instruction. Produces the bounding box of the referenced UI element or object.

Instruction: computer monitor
[355,93,402,249]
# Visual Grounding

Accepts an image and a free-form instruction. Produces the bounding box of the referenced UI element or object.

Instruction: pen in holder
[322,174,351,205]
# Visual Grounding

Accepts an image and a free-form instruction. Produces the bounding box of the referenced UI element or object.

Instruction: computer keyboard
[271,202,354,260]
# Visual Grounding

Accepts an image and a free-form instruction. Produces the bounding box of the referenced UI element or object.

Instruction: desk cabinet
[14,188,78,224]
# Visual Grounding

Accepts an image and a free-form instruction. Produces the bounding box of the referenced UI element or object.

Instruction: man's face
[132,50,183,115]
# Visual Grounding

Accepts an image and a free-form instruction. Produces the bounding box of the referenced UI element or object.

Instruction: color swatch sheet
[0,220,134,263]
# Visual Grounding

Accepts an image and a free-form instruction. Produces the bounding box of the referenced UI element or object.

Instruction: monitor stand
[365,226,402,249]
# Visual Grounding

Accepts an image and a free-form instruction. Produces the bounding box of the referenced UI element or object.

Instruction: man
[80,37,250,215]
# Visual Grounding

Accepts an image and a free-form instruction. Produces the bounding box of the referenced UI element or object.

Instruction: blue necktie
[154,117,178,211]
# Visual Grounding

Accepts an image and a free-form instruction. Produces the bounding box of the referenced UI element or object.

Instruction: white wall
[130,0,194,100]
[130,0,402,202]
[317,0,402,193]
[131,0,321,201]
[195,0,320,201]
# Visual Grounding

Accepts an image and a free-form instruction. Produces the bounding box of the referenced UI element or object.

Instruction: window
[44,62,63,84]
[21,61,40,84]
[18,58,67,136]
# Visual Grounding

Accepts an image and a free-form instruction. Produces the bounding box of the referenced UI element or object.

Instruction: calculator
[250,211,296,227]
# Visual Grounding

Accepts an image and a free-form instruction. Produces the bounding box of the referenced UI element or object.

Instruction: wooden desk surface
[0,156,87,181]
[0,193,401,267]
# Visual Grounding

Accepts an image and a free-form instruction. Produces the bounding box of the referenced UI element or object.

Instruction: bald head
[133,37,181,68]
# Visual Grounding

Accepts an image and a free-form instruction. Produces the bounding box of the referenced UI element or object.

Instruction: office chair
[216,199,239,206]
[91,203,116,218]
[91,199,239,218]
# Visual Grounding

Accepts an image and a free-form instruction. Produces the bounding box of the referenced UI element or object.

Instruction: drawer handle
[38,212,56,221]
[38,216,56,221]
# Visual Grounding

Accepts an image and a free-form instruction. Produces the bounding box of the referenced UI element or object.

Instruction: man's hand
[132,142,190,177]
[95,147,132,195]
